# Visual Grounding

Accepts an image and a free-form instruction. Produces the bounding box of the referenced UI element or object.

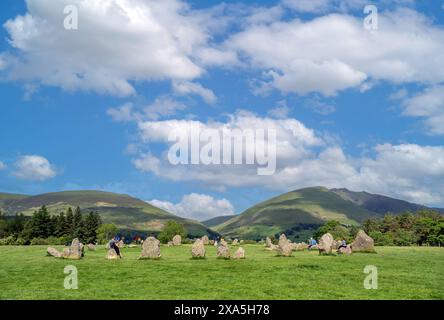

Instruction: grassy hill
[0,192,29,208]
[0,190,213,237]
[202,215,237,228]
[330,188,426,214]
[213,187,441,240]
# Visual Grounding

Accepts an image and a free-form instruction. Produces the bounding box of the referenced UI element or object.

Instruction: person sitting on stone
[308,238,317,249]
[110,236,122,258]
[338,239,347,250]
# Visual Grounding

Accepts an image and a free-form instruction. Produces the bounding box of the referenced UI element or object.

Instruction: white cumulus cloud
[13,155,57,181]
[172,81,217,104]
[0,161,6,171]
[2,0,215,96]
[224,8,444,96]
[148,193,235,221]
[107,97,187,123]
[401,86,444,136]
[130,111,444,206]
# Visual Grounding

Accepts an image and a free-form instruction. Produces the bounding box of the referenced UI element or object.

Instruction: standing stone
[278,234,288,247]
[277,244,292,256]
[167,241,173,247]
[63,238,83,260]
[172,234,182,246]
[217,244,231,259]
[139,237,161,259]
[201,235,210,245]
[265,237,273,248]
[352,230,375,252]
[47,247,63,258]
[339,245,352,255]
[107,248,120,260]
[232,239,239,246]
[277,234,292,256]
[87,243,96,251]
[191,239,206,258]
[319,233,334,255]
[233,247,245,259]
[220,239,228,247]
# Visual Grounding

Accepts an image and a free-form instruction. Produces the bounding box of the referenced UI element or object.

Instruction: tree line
[0,206,103,245]
[313,209,444,246]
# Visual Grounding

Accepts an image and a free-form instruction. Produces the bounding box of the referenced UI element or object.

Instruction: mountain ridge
[0,190,213,237]
[212,187,443,240]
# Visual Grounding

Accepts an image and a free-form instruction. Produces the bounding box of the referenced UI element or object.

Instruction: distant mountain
[0,190,214,237]
[213,187,442,240]
[0,192,28,206]
[202,215,237,228]
[330,188,426,214]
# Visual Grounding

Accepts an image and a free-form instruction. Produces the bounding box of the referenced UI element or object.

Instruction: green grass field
[0,245,443,300]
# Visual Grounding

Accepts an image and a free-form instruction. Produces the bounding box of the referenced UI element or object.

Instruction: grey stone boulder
[191,239,206,258]
[139,237,161,259]
[352,230,375,252]
[318,233,334,255]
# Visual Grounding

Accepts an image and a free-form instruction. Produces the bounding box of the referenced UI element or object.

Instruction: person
[308,238,317,250]
[338,239,347,250]
[109,236,122,258]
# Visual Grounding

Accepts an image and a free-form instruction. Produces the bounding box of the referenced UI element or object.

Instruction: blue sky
[1,0,444,221]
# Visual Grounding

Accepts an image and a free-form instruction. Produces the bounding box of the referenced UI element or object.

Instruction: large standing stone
[191,239,206,258]
[201,235,210,245]
[63,238,83,260]
[139,237,161,259]
[352,230,375,252]
[277,234,293,256]
[220,239,228,247]
[107,248,120,260]
[232,239,239,246]
[217,243,231,259]
[47,247,63,258]
[339,245,352,255]
[318,233,334,255]
[277,244,292,256]
[87,243,96,251]
[233,247,245,259]
[172,235,182,246]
